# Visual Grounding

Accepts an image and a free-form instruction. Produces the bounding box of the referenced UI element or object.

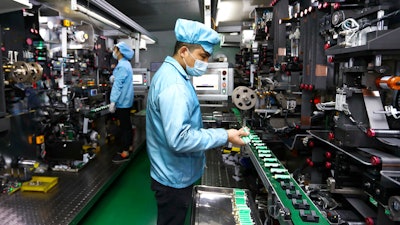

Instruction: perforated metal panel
[0,117,146,225]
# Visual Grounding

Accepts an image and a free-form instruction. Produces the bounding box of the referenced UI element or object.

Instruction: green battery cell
[258,149,270,154]
[238,213,251,218]
[252,143,265,146]
[239,218,252,223]
[273,174,291,179]
[235,197,246,205]
[241,136,251,144]
[234,189,246,196]
[259,153,272,158]
[270,168,287,173]
[255,146,268,150]
[239,216,252,221]
[263,157,277,162]
[238,208,251,213]
[239,219,253,224]
[238,214,251,219]
[264,163,280,167]
[251,139,262,143]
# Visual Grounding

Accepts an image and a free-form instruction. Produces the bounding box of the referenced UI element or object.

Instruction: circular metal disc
[232,86,257,110]
[11,61,29,83]
[29,62,43,82]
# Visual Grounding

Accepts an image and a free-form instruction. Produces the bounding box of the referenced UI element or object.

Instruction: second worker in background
[109,42,134,163]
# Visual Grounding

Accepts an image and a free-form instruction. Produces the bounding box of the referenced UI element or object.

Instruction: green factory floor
[78,149,158,225]
[78,149,193,225]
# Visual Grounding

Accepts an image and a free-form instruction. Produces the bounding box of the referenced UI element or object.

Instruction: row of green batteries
[232,189,256,225]
[245,129,330,225]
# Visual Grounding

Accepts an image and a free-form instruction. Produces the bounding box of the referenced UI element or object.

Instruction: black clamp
[299,210,319,223]
[292,199,310,210]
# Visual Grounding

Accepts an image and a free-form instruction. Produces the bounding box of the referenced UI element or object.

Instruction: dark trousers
[115,108,132,152]
[151,178,193,225]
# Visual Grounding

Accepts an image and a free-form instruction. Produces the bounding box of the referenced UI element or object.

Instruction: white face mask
[183,49,208,76]
[112,51,118,60]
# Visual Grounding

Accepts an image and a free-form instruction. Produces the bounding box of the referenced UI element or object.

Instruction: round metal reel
[11,61,29,83]
[29,62,43,82]
[232,86,257,110]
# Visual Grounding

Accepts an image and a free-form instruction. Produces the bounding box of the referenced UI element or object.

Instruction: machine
[191,62,234,108]
[220,1,400,225]
[132,67,150,112]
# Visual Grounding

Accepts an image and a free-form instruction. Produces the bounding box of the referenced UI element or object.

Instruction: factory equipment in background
[227,1,400,225]
[191,62,234,108]
[132,67,150,112]
[0,0,155,174]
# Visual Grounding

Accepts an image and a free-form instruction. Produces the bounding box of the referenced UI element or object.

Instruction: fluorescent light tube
[90,0,157,43]
[71,0,121,29]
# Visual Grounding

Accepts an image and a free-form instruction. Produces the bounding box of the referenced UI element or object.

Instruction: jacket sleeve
[110,66,127,103]
[157,83,228,153]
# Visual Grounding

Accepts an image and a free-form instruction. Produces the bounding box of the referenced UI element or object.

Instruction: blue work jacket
[110,58,134,108]
[146,56,228,188]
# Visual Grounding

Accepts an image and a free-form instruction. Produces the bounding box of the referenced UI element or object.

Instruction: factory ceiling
[106,0,272,32]
[2,0,272,44]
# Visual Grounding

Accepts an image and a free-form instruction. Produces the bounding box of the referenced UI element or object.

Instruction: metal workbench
[0,115,146,225]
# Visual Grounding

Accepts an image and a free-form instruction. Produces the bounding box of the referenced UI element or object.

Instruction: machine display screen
[133,74,144,85]
[192,74,219,91]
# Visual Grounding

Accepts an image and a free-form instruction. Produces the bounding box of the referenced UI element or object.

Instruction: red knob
[325,162,332,169]
[325,151,332,159]
[328,132,335,140]
[308,140,315,148]
[371,156,381,166]
[367,128,376,137]
[306,158,314,167]
[334,3,340,10]
[365,217,374,225]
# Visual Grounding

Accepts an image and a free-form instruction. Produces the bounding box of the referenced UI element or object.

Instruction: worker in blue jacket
[109,41,134,163]
[146,18,249,225]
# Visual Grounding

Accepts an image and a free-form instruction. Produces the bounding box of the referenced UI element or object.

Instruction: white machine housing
[191,62,234,105]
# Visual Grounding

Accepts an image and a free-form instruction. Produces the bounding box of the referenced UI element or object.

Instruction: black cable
[360,9,400,30]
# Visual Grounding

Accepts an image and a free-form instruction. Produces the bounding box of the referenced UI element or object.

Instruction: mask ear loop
[181,47,191,68]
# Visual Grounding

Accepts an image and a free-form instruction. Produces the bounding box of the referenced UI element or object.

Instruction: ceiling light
[141,34,156,44]
[71,0,121,29]
[90,0,157,43]
[215,1,235,26]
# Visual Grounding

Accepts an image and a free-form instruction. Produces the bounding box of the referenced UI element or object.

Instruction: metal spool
[232,86,257,110]
[29,62,43,82]
[10,61,30,83]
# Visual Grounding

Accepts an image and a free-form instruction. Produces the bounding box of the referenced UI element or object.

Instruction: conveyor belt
[202,149,249,189]
[0,116,146,225]
[245,129,330,225]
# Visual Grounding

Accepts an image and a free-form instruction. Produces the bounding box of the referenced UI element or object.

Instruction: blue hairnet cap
[175,18,220,54]
[116,42,134,60]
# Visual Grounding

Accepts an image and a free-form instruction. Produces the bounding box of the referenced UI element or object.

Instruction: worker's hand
[227,127,250,146]
[109,102,116,113]
[109,75,115,84]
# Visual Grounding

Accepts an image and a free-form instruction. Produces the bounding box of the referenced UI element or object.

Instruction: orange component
[376,76,400,90]
[36,135,45,145]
